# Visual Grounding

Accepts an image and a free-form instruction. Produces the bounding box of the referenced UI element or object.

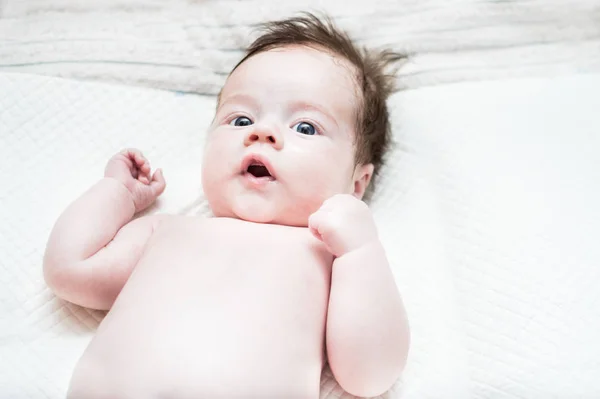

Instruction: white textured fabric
[1,0,599,95]
[1,71,600,399]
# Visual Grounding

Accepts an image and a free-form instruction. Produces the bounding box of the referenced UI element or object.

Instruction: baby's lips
[241,153,277,179]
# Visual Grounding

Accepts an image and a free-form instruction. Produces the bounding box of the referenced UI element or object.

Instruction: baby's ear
[352,163,374,200]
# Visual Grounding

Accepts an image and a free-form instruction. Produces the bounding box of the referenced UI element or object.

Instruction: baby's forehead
[218,46,361,107]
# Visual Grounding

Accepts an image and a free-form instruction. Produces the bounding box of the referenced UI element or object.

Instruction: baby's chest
[84,220,331,397]
[132,217,333,303]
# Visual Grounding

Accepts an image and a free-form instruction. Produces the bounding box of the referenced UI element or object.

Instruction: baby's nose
[244,125,283,149]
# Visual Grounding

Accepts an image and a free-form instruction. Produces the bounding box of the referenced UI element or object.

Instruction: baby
[44,13,410,399]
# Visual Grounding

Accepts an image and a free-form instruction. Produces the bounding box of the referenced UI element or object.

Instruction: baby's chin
[236,206,307,227]
[211,200,308,227]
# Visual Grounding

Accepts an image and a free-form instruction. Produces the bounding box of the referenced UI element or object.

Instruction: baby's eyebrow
[218,93,259,111]
[291,101,339,130]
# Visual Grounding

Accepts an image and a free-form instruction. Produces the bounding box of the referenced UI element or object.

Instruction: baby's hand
[308,194,378,257]
[104,148,166,213]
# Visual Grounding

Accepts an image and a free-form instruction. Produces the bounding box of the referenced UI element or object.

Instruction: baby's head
[202,13,404,226]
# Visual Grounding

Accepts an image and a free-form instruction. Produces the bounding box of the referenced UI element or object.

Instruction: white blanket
[1,0,599,94]
[1,71,599,399]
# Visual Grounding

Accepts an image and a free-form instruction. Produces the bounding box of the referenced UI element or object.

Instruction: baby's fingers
[123,149,151,183]
[150,168,166,196]
[138,175,151,185]
[308,210,327,241]
[131,151,151,174]
[308,210,338,256]
[121,148,149,172]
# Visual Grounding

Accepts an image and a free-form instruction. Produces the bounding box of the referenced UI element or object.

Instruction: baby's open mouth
[247,164,271,178]
[245,160,275,180]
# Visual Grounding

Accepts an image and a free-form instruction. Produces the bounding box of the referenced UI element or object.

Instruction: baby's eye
[292,122,317,136]
[230,116,253,127]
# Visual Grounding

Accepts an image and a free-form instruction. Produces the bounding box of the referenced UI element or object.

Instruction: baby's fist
[308,194,378,257]
[104,148,166,212]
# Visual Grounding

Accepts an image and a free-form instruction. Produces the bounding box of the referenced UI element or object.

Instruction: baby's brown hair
[228,13,405,199]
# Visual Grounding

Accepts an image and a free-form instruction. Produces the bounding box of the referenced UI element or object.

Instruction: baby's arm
[309,195,410,397]
[44,149,166,310]
[326,240,409,397]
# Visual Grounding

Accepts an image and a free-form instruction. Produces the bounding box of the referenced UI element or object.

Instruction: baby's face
[202,46,367,226]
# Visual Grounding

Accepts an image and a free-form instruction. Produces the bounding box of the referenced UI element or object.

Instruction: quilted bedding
[1,0,600,398]
[2,71,600,398]
[1,0,599,94]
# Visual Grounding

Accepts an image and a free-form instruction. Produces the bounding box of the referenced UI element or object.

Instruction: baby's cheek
[316,157,352,195]
[295,170,341,211]
[201,146,228,205]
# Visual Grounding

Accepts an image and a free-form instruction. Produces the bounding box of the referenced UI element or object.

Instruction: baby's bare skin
[69,216,332,398]
[44,45,410,398]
